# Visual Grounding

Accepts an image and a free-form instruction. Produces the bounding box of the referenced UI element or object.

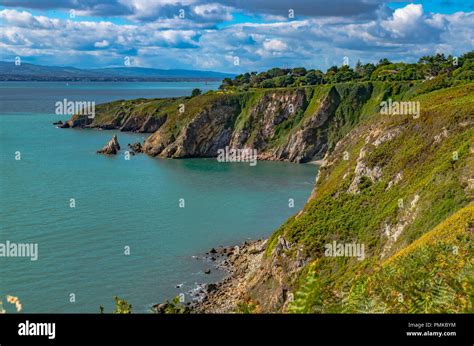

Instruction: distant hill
[90,67,234,79]
[0,61,235,81]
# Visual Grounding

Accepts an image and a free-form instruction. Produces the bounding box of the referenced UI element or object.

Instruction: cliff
[63,80,473,313]
[65,81,430,163]
[202,83,473,313]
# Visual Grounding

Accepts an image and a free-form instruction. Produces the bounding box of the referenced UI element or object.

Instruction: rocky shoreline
[192,239,267,313]
[151,239,267,314]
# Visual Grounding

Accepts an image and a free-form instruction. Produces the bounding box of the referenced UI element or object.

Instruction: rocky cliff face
[64,82,404,163]
[270,87,340,162]
[141,83,399,162]
[227,89,309,160]
[143,96,242,157]
[201,82,474,313]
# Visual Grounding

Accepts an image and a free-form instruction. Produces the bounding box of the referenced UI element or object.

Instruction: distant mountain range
[0,62,235,81]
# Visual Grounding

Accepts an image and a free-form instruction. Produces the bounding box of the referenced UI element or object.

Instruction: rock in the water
[53,120,63,125]
[204,268,211,274]
[97,135,120,155]
[128,142,143,153]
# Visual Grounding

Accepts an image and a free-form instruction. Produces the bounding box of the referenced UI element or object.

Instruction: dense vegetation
[220,51,474,91]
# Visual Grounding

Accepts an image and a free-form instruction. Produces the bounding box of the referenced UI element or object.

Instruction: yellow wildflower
[6,295,22,312]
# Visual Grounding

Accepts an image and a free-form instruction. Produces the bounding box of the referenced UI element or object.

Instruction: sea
[0,81,317,313]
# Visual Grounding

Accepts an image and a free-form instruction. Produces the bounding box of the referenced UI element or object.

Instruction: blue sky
[0,0,473,72]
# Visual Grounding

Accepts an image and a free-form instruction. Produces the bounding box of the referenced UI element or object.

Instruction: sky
[0,0,473,73]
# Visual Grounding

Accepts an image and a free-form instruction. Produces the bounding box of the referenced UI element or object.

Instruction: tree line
[219,51,474,91]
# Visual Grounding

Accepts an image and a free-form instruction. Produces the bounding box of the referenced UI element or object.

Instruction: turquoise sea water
[0,82,317,313]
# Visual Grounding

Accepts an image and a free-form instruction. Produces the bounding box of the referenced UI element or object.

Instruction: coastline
[193,239,267,313]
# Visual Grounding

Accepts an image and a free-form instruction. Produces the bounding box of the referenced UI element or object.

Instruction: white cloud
[0,9,59,29]
[192,3,232,21]
[118,0,197,20]
[383,4,424,38]
[94,40,110,48]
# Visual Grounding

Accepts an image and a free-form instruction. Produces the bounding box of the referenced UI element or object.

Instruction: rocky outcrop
[97,135,120,155]
[59,117,91,128]
[272,87,340,163]
[144,97,241,158]
[119,113,167,133]
[138,114,167,133]
[228,89,307,154]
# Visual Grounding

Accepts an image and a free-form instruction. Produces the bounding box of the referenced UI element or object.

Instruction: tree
[267,68,287,78]
[274,74,294,87]
[191,88,202,97]
[260,79,276,88]
[377,58,391,67]
[333,65,355,82]
[305,70,324,85]
[291,67,307,77]
[362,63,376,80]
[355,60,363,78]
[219,77,233,90]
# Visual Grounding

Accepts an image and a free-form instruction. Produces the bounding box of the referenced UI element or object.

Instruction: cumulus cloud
[0,9,60,28]
[0,3,472,71]
[379,4,443,42]
[263,38,287,51]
